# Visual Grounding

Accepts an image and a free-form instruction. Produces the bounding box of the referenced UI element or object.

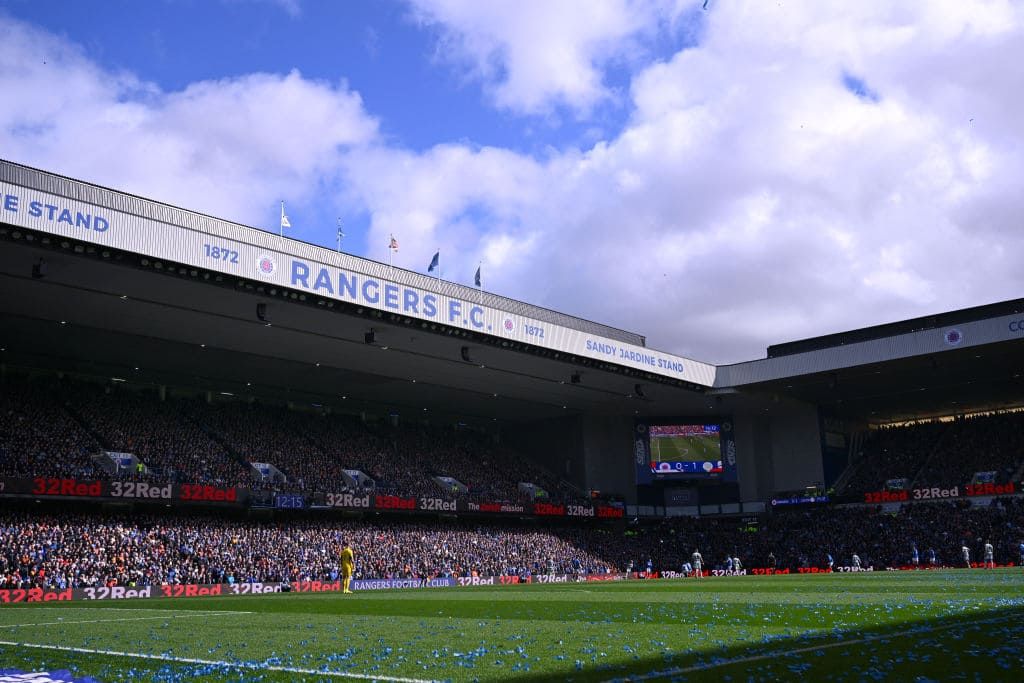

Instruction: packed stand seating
[4,498,1023,590]
[293,413,437,497]
[364,423,581,503]
[912,412,1024,488]
[67,385,251,486]
[0,377,100,479]
[0,511,613,589]
[590,498,1024,573]
[186,401,338,491]
[841,420,946,494]
[841,411,1024,495]
[0,372,579,500]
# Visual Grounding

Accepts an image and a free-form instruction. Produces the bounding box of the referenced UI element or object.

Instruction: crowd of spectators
[3,498,1022,590]
[841,411,1024,494]
[593,498,1024,573]
[0,376,579,502]
[0,377,100,479]
[913,412,1024,488]
[69,386,250,486]
[187,401,348,492]
[0,512,613,589]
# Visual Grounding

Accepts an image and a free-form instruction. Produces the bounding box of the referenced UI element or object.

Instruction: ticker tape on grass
[0,611,253,629]
[0,640,436,683]
[610,611,1019,681]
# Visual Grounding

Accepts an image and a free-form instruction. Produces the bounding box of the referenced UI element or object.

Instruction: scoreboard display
[635,419,737,484]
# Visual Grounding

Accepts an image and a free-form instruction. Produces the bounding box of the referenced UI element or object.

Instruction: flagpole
[476,261,482,306]
[336,218,344,253]
[280,201,284,239]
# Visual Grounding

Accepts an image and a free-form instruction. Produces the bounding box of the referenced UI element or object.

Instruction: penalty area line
[611,611,1018,681]
[0,640,436,683]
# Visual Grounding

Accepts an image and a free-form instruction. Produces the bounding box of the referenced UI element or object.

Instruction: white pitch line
[0,611,252,629]
[0,640,435,682]
[0,610,253,614]
[611,612,1017,681]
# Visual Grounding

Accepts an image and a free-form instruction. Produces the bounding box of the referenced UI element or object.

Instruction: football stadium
[2,158,1024,682]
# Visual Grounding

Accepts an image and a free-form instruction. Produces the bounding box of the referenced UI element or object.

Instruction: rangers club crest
[256,254,276,277]
[944,328,963,346]
[502,317,516,334]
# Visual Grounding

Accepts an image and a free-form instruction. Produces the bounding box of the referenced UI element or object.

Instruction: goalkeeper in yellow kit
[340,540,354,594]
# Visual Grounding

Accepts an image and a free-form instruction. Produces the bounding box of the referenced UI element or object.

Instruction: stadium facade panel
[0,159,716,386]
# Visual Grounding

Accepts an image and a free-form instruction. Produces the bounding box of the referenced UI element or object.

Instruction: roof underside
[0,227,739,426]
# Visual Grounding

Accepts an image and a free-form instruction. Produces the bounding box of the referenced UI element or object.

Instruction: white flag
[280,201,291,230]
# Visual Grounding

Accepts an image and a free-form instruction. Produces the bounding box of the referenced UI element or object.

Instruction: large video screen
[648,424,723,475]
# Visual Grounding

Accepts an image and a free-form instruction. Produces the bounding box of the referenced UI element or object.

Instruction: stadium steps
[185,415,256,474]
[60,401,112,452]
[832,430,869,495]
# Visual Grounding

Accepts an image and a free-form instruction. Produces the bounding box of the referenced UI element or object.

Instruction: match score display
[634,419,738,485]
[648,424,723,475]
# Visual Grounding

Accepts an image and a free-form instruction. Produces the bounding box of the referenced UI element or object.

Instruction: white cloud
[407,0,681,115]
[4,3,1024,365]
[0,17,376,226]
[362,0,1024,361]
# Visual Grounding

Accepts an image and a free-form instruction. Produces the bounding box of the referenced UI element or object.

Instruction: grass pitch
[651,434,719,463]
[2,571,1023,681]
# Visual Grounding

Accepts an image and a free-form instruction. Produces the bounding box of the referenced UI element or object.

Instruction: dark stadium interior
[3,166,1024,594]
[736,339,1024,423]
[0,231,741,426]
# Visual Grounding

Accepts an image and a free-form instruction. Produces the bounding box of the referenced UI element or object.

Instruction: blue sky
[7,0,693,153]
[2,1,1023,362]
[1,0,696,262]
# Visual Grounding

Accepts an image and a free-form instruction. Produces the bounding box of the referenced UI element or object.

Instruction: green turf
[651,434,718,463]
[2,571,1023,681]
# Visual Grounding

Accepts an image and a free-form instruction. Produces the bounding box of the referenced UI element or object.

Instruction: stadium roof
[0,225,754,426]
[2,159,1023,425]
[766,298,1024,359]
[0,159,720,389]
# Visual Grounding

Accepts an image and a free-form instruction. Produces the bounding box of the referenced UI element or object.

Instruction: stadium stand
[3,498,1022,589]
[0,376,100,479]
[840,411,1024,494]
[0,375,581,501]
[840,420,948,494]
[0,512,614,588]
[68,385,251,486]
